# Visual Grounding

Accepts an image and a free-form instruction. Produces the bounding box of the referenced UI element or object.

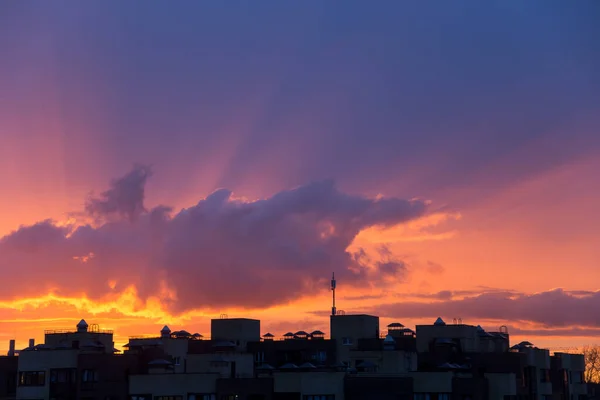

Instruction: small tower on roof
[160,325,171,338]
[77,319,89,333]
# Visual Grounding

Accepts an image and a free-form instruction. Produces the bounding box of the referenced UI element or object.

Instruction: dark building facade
[344,375,413,400]
[77,353,143,400]
[247,338,337,368]
[2,316,590,400]
[0,356,17,400]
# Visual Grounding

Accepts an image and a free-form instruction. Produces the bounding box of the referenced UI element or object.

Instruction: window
[342,337,353,346]
[318,351,327,362]
[414,395,430,400]
[18,371,46,386]
[130,396,151,400]
[155,397,183,400]
[415,395,450,400]
[81,369,99,382]
[173,357,181,366]
[50,368,76,384]
[254,352,264,362]
[540,369,550,382]
[303,396,334,400]
[188,395,216,400]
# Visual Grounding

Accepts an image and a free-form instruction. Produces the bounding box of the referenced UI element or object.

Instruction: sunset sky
[1,1,599,353]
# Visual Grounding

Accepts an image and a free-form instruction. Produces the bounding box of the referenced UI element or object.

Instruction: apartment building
[2,314,590,400]
[16,319,120,400]
[550,352,587,400]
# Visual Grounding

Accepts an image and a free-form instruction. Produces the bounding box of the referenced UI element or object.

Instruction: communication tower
[331,272,337,316]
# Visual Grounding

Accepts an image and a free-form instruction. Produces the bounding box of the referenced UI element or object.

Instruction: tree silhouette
[584,345,600,383]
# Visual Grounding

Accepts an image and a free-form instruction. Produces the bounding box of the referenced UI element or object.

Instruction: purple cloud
[374,288,600,327]
[0,166,429,312]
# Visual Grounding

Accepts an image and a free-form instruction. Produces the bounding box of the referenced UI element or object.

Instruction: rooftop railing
[45,329,114,335]
[126,335,332,341]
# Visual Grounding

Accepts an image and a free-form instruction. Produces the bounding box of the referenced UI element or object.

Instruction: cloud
[426,261,445,275]
[84,165,152,222]
[505,325,600,338]
[374,288,600,328]
[0,166,431,313]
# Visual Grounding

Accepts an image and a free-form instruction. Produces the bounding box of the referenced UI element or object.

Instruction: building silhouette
[0,276,591,400]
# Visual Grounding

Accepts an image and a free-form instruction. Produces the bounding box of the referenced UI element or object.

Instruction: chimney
[28,338,35,348]
[8,340,15,356]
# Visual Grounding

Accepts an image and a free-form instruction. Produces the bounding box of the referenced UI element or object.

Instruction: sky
[0,0,599,353]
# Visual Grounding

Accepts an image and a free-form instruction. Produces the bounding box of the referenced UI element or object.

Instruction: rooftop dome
[77,319,89,332]
[160,325,171,334]
[387,322,404,328]
[433,317,446,326]
[383,334,395,343]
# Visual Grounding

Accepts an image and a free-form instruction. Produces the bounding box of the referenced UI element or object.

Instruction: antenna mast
[331,272,337,316]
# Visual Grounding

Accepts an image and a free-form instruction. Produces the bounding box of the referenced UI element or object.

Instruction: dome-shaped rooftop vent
[262,333,274,341]
[383,334,396,350]
[518,341,535,348]
[160,325,171,338]
[387,322,404,329]
[77,319,89,333]
[310,330,325,340]
[294,331,309,339]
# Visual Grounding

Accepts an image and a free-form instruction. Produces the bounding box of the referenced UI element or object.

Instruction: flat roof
[330,314,378,318]
[210,318,260,322]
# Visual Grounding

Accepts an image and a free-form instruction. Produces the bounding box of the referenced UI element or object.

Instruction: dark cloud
[353,245,409,281]
[374,288,600,328]
[426,261,445,275]
[408,288,517,301]
[505,325,600,338]
[85,165,152,222]
[0,167,429,312]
